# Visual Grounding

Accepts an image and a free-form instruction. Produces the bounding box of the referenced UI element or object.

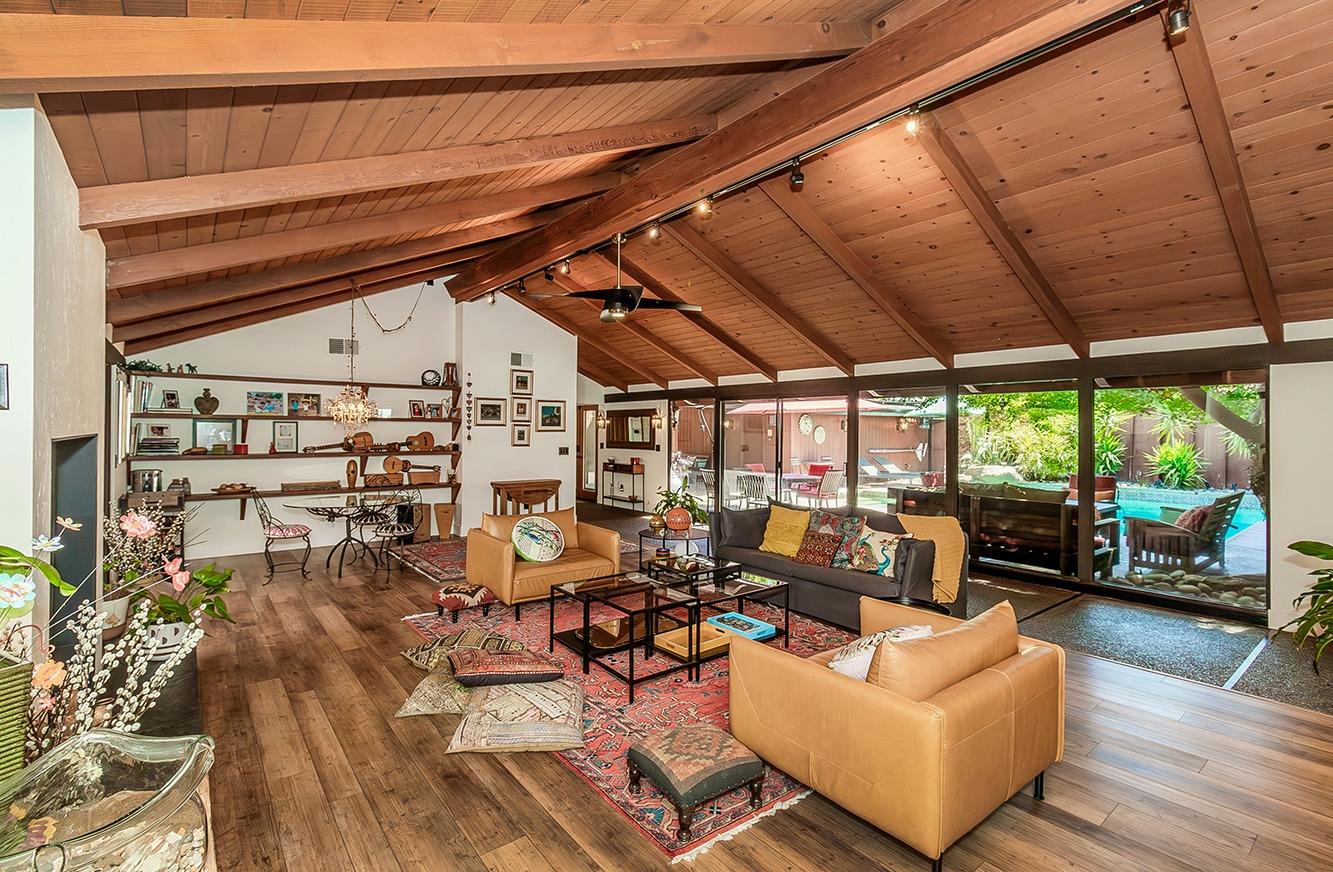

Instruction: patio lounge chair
[859,460,885,480]
[1126,491,1244,575]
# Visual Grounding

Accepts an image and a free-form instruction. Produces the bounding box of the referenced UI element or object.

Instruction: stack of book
[134,379,154,412]
[135,435,181,456]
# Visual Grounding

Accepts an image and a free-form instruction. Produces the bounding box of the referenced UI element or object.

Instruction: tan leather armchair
[466,508,620,616]
[728,598,1064,871]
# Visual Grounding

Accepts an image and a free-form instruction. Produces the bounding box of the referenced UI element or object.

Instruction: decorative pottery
[193,388,219,415]
[664,507,692,531]
[99,591,132,640]
[0,653,33,780]
[511,517,565,562]
[647,513,667,533]
[146,621,191,662]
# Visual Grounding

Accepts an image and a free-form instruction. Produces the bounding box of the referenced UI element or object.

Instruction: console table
[601,461,645,507]
[491,478,561,514]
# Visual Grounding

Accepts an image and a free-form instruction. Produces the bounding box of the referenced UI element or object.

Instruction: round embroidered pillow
[511,516,565,562]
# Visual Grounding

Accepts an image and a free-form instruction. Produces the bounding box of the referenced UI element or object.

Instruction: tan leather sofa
[729,598,1064,871]
[466,508,620,616]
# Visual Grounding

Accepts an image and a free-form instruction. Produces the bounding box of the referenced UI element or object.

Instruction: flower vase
[0,653,33,780]
[648,513,667,533]
[99,592,132,640]
[147,622,191,662]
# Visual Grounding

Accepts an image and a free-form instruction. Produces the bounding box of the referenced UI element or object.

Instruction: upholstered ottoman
[433,582,496,622]
[626,723,764,840]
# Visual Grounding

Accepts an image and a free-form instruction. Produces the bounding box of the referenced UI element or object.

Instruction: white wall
[0,96,106,627]
[596,399,669,514]
[148,283,457,558]
[1268,361,1332,630]
[455,294,578,531]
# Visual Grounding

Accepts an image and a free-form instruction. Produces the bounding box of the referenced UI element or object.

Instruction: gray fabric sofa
[709,503,968,629]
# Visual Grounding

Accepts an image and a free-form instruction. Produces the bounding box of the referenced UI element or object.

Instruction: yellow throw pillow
[758,504,811,557]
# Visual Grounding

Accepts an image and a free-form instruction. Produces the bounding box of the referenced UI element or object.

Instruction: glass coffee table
[642,553,742,585]
[676,571,791,657]
[548,572,701,703]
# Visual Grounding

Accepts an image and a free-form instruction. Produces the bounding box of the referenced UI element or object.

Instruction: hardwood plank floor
[200,548,1333,871]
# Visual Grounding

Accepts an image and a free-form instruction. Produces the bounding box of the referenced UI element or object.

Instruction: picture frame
[474,397,506,426]
[160,389,180,410]
[510,368,534,396]
[426,402,444,419]
[511,423,531,446]
[193,418,238,452]
[409,400,426,418]
[273,420,299,453]
[148,425,171,438]
[510,397,531,422]
[535,399,566,432]
[246,390,284,415]
[288,392,321,417]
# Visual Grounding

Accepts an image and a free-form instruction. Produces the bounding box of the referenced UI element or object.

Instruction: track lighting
[1167,1,1190,35]
[696,196,713,218]
[559,259,571,275]
[646,222,661,241]
[789,160,804,191]
[486,290,497,306]
[517,277,526,295]
[904,109,921,136]
[543,267,554,282]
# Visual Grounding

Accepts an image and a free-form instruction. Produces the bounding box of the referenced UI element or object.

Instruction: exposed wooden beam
[509,294,670,388]
[549,273,719,385]
[2,16,869,92]
[914,116,1090,358]
[115,241,500,346]
[107,174,620,289]
[757,178,953,367]
[579,363,629,394]
[1166,10,1283,343]
[662,223,856,375]
[119,244,495,352]
[609,251,781,381]
[447,0,1130,303]
[108,212,557,327]
[80,116,715,229]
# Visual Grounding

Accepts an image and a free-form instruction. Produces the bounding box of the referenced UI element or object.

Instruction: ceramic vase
[665,507,692,531]
[147,622,191,662]
[648,513,667,533]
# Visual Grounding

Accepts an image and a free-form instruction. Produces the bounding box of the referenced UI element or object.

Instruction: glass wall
[779,396,848,508]
[1094,376,1268,612]
[859,391,946,512]
[721,399,778,508]
[671,401,717,510]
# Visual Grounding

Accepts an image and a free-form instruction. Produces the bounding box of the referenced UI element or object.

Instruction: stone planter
[146,622,191,662]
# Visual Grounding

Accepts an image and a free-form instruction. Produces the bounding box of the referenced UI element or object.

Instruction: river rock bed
[1110,570,1267,609]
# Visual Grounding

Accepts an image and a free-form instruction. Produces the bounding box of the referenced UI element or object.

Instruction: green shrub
[1147,441,1208,489]
[1094,410,1128,476]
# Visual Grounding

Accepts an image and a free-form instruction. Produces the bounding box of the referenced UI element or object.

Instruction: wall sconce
[651,411,664,430]
[596,410,608,429]
[723,419,733,430]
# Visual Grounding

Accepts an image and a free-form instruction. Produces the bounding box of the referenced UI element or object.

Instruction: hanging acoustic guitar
[402,431,436,451]
[302,431,400,453]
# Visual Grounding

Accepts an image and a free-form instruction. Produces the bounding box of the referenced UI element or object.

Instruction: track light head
[696,196,713,218]
[559,259,571,275]
[646,222,661,241]
[517,278,526,295]
[543,267,554,282]
[486,290,497,306]
[789,160,805,191]
[905,110,921,136]
[1167,1,1190,35]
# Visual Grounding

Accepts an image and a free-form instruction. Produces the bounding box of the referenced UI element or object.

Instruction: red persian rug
[403,598,853,862]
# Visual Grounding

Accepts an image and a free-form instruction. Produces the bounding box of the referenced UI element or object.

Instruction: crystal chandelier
[325,294,378,431]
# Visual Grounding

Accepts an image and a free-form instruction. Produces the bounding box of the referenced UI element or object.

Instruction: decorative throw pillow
[848,529,913,576]
[758,504,811,557]
[447,649,564,687]
[793,531,841,567]
[446,679,586,753]
[511,515,565,562]
[400,629,524,672]
[1176,505,1212,532]
[828,625,934,681]
[831,522,868,569]
[396,672,474,717]
[809,508,866,539]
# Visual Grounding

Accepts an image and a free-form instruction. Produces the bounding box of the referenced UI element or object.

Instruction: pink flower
[171,571,190,592]
[118,512,158,539]
[32,694,55,713]
[163,558,183,575]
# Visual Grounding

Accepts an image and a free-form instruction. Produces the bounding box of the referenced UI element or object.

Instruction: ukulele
[302,431,400,453]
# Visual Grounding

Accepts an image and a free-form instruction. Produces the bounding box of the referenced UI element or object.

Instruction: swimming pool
[1113,485,1265,539]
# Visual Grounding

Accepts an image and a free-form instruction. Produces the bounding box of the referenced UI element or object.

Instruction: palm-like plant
[1147,440,1208,489]
[1282,540,1333,673]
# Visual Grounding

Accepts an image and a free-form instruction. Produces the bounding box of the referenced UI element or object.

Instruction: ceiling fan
[532,234,702,323]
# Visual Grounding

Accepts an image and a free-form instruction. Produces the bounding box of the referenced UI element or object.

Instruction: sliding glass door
[670,401,717,510]
[721,399,778,508]
[858,390,947,513]
[778,397,848,509]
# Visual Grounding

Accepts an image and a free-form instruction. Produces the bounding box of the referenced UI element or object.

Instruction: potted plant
[134,561,233,661]
[1281,540,1333,674]
[653,484,708,532]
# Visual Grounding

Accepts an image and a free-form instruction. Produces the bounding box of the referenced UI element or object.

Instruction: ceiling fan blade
[635,299,703,313]
[526,293,562,300]
[563,289,617,300]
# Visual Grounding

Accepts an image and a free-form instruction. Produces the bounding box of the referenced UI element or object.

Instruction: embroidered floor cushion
[264,523,311,538]
[446,679,585,753]
[626,724,763,811]
[447,648,564,686]
[433,582,497,617]
[396,672,474,717]
[400,628,524,672]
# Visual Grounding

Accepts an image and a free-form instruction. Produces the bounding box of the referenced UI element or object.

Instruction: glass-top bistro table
[548,572,700,703]
[637,525,712,568]
[285,493,405,577]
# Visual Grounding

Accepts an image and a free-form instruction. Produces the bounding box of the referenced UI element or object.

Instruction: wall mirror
[604,408,658,450]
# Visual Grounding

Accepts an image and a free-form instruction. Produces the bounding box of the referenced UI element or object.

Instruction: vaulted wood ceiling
[6,0,1329,390]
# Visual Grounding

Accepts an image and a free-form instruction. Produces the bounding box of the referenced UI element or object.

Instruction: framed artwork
[193,418,238,451]
[288,392,321,417]
[426,403,444,419]
[273,420,299,453]
[148,425,170,438]
[510,368,534,396]
[160,389,180,410]
[511,423,531,446]
[246,390,284,415]
[535,399,566,432]
[409,400,426,418]
[474,397,506,426]
[510,397,531,422]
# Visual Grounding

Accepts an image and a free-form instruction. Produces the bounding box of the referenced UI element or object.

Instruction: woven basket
[407,468,441,484]
[0,654,32,779]
[364,472,403,486]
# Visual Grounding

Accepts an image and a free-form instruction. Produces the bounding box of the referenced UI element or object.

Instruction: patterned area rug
[392,536,640,584]
[404,599,852,862]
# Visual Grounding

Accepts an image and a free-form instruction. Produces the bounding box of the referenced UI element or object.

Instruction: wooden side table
[490,478,561,514]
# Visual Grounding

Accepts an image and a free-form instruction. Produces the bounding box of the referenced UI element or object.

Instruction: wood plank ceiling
[6,0,1330,387]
